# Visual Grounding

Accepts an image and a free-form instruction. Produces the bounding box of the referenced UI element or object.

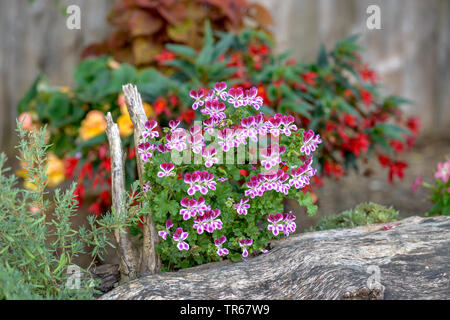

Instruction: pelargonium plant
[140,82,320,269]
[412,160,450,216]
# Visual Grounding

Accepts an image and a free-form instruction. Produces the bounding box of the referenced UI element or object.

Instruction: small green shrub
[307,202,399,232]
[0,123,139,299]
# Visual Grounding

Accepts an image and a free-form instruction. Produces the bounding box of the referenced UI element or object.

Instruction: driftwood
[100,216,450,300]
[105,113,138,281]
[91,264,120,296]
[122,84,161,274]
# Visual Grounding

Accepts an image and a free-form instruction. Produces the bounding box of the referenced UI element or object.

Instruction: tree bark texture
[100,216,450,300]
[105,112,138,281]
[122,84,161,274]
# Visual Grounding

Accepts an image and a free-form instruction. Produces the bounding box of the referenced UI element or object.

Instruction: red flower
[287,58,297,66]
[250,43,269,56]
[344,89,354,99]
[343,133,370,156]
[138,216,144,229]
[359,64,379,85]
[406,135,416,149]
[99,144,108,159]
[344,114,356,127]
[73,184,85,207]
[64,157,79,180]
[177,109,195,125]
[88,201,102,216]
[99,190,111,207]
[80,162,93,180]
[294,82,308,92]
[154,97,171,118]
[257,83,271,105]
[390,140,404,153]
[407,117,421,135]
[378,154,391,167]
[324,161,344,179]
[388,161,408,183]
[169,94,178,107]
[128,146,136,160]
[302,72,318,86]
[360,89,372,108]
[155,49,175,64]
[239,169,249,177]
[99,157,111,171]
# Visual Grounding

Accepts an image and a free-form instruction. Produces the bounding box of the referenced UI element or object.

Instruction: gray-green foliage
[0,123,139,299]
[307,202,399,232]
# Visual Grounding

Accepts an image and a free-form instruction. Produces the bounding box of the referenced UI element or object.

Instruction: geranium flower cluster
[412,160,450,216]
[141,82,321,267]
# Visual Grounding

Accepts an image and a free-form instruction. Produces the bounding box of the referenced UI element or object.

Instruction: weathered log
[100,216,450,300]
[91,264,120,296]
[122,84,161,274]
[105,113,138,281]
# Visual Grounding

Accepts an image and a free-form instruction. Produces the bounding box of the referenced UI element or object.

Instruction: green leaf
[165,44,197,59]
[18,74,44,113]
[46,93,70,121]
[296,192,318,216]
[212,33,234,61]
[105,64,137,94]
[317,43,328,68]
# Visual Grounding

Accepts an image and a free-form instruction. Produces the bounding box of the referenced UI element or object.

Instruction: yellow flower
[79,110,106,141]
[116,95,153,137]
[143,102,153,118]
[46,154,66,187]
[118,114,134,138]
[18,154,66,189]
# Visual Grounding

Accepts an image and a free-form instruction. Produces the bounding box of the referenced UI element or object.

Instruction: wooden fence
[1,0,449,156]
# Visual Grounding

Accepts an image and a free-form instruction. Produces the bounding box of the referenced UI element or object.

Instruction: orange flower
[117,98,153,137]
[118,114,134,138]
[18,154,66,189]
[18,112,33,130]
[79,110,106,141]
[46,153,66,187]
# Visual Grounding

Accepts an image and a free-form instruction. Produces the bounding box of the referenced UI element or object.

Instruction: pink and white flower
[300,129,322,155]
[166,130,187,152]
[201,98,226,120]
[184,171,217,196]
[217,128,235,152]
[228,87,244,108]
[202,146,218,168]
[190,88,205,110]
[137,142,155,162]
[214,235,229,256]
[244,87,263,110]
[179,197,209,220]
[168,120,181,132]
[245,174,265,198]
[289,159,317,189]
[188,133,205,154]
[172,227,189,251]
[143,120,159,139]
[239,238,253,258]
[157,162,175,178]
[234,198,250,215]
[214,82,228,100]
[260,144,287,170]
[158,219,173,240]
[435,161,450,184]
[193,209,222,234]
[203,117,219,135]
[267,213,284,236]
